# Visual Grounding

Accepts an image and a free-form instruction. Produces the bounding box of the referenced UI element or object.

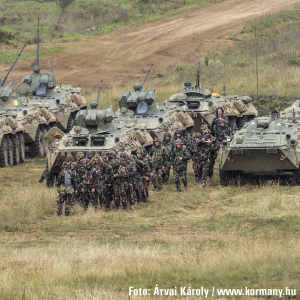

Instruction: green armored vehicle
[14,19,87,133]
[45,81,153,178]
[219,111,300,185]
[0,45,57,157]
[115,64,194,141]
[164,64,258,132]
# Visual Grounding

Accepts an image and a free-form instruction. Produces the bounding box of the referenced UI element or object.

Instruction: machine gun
[141,63,153,91]
[90,80,103,109]
[0,44,26,87]
[195,62,200,88]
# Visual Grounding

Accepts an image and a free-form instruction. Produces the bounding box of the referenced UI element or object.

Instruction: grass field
[0,158,300,299]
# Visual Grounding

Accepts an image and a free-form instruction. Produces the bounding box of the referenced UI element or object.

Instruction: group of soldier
[53,107,233,216]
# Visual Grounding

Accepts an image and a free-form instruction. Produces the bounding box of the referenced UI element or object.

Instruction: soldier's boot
[176,183,181,192]
[195,176,200,184]
[114,206,119,212]
[57,203,63,216]
[202,181,206,188]
[152,185,157,191]
[104,207,109,212]
[130,205,135,210]
[183,179,188,190]
[157,183,162,191]
[38,175,45,183]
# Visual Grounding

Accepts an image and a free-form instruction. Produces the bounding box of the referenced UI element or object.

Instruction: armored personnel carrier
[164,63,258,132]
[219,111,300,185]
[0,45,57,157]
[45,81,153,178]
[14,18,87,133]
[114,64,194,141]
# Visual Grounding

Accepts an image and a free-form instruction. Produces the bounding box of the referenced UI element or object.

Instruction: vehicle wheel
[6,137,14,166]
[66,114,75,133]
[293,167,300,184]
[12,135,20,165]
[0,137,8,167]
[18,133,26,163]
[29,128,45,158]
[219,169,232,186]
[236,118,247,130]
[228,118,237,131]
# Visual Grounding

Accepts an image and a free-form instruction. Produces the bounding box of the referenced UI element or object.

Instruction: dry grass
[0,160,300,299]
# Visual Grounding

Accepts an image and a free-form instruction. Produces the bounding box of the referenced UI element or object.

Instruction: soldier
[210,107,229,135]
[81,161,97,212]
[174,129,192,154]
[215,118,233,144]
[149,138,165,191]
[142,147,152,199]
[74,151,85,205]
[56,162,74,216]
[134,149,151,203]
[107,149,119,207]
[114,158,130,210]
[191,132,201,182]
[94,154,114,212]
[194,130,213,187]
[172,139,191,192]
[161,132,174,184]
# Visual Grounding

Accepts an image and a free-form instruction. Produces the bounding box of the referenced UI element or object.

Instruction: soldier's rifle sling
[0,44,26,87]
[141,63,153,91]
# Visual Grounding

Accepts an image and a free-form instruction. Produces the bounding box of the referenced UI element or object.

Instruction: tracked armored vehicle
[164,63,257,132]
[0,44,57,157]
[219,111,300,185]
[14,18,87,133]
[45,81,153,179]
[115,64,194,140]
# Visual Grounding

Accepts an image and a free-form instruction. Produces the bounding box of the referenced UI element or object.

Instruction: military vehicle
[0,44,57,157]
[14,18,87,133]
[281,100,300,121]
[0,112,25,167]
[164,63,258,132]
[115,64,194,141]
[45,81,153,182]
[219,111,300,185]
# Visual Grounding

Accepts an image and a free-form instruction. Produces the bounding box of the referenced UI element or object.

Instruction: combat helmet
[176,139,183,145]
[66,154,74,162]
[76,151,84,159]
[85,151,93,160]
[164,132,171,138]
[94,154,101,160]
[154,137,160,144]
[62,162,69,168]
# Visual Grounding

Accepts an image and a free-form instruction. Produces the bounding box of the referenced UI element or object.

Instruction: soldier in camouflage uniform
[74,152,86,205]
[194,130,213,187]
[172,139,191,192]
[210,107,229,135]
[94,154,114,212]
[56,162,74,216]
[134,149,151,203]
[161,132,174,184]
[191,132,201,182]
[215,118,233,144]
[114,158,130,210]
[106,149,119,207]
[142,147,152,199]
[149,138,165,191]
[81,161,98,212]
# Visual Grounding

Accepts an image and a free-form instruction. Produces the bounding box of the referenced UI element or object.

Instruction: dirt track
[1,0,298,91]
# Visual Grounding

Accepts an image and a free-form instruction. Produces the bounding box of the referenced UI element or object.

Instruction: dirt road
[1,0,298,91]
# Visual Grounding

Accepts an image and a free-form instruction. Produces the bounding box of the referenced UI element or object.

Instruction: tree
[55,0,75,13]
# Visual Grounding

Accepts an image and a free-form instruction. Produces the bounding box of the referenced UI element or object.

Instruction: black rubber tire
[293,167,300,184]
[219,169,232,186]
[228,118,237,131]
[12,135,20,165]
[0,137,8,167]
[18,133,26,163]
[236,118,247,130]
[66,114,75,133]
[6,137,14,166]
[29,128,45,158]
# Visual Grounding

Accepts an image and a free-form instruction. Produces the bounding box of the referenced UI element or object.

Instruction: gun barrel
[36,17,40,68]
[0,44,26,87]
[141,63,153,90]
[96,80,103,106]
[195,62,200,88]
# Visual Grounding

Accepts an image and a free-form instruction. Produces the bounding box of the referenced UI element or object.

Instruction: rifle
[0,44,26,87]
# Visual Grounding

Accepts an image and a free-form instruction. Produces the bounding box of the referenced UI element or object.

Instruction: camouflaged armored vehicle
[14,18,87,133]
[219,111,300,185]
[0,112,25,167]
[164,64,257,132]
[0,44,57,157]
[45,81,153,177]
[115,64,194,141]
